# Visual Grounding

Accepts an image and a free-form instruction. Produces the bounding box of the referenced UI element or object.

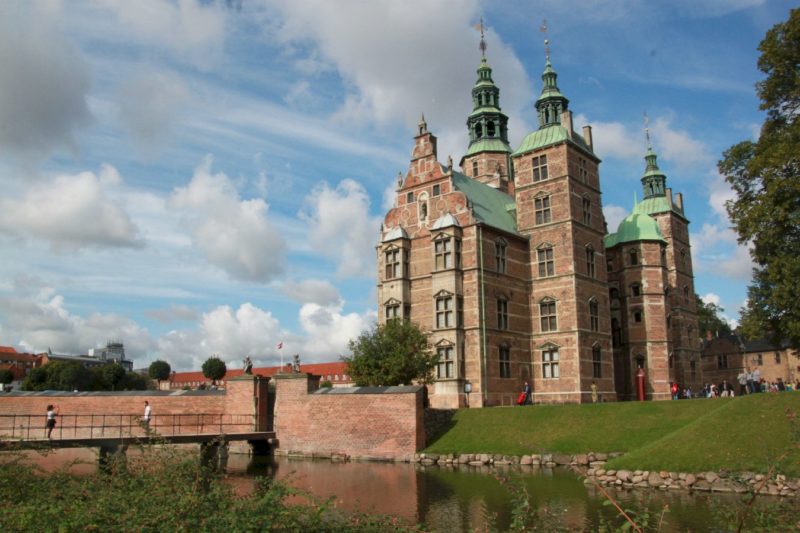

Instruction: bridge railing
[0,413,257,442]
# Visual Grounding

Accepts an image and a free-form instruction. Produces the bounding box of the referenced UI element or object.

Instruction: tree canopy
[718,8,800,347]
[343,319,438,386]
[0,369,13,385]
[148,360,172,381]
[695,295,733,338]
[202,356,227,383]
[21,361,147,391]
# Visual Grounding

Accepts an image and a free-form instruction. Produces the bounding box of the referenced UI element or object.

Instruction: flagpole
[278,342,283,370]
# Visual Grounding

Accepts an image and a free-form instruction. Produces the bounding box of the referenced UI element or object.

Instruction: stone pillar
[224,375,270,432]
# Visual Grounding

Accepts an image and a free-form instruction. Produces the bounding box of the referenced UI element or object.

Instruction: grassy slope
[424,394,800,476]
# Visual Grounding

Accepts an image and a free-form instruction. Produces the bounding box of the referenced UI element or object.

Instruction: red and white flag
[276,342,283,349]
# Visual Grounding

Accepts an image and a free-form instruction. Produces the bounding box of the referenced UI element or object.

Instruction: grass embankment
[425,393,800,476]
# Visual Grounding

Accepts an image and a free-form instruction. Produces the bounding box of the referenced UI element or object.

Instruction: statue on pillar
[242,356,253,375]
[292,354,301,373]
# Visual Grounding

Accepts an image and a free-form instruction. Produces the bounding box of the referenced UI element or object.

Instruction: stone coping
[313,385,424,395]
[1,390,225,397]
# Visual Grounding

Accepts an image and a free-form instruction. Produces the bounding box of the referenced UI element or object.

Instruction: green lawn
[424,393,800,476]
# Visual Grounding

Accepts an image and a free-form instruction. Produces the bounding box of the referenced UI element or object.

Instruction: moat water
[7,448,771,531]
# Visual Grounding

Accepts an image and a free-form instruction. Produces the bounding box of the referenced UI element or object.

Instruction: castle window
[592,345,602,378]
[680,249,687,268]
[631,283,641,297]
[495,239,507,273]
[404,303,411,320]
[406,192,414,203]
[437,346,454,379]
[535,195,551,225]
[486,120,496,137]
[532,154,548,182]
[457,296,464,327]
[775,351,781,364]
[499,346,511,378]
[661,246,667,267]
[474,123,482,139]
[435,295,454,329]
[756,353,763,365]
[629,249,639,265]
[472,160,479,176]
[434,237,453,270]
[385,247,400,279]
[579,157,588,182]
[537,245,554,277]
[497,299,508,330]
[589,298,599,331]
[582,196,591,225]
[542,349,559,379]
[683,286,690,304]
[433,184,441,196]
[610,288,619,301]
[385,301,400,320]
[717,355,728,369]
[633,309,643,323]
[540,299,557,332]
[586,245,596,278]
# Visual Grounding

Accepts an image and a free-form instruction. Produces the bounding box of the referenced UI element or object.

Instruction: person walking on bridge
[45,404,59,440]
[143,401,152,430]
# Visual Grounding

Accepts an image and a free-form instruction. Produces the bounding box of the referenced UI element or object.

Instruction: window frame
[435,293,454,329]
[499,345,511,378]
[589,298,599,331]
[540,299,558,332]
[532,154,549,182]
[436,345,455,379]
[592,345,602,378]
[495,239,507,274]
[534,195,552,225]
[384,246,400,279]
[497,298,509,330]
[542,348,560,379]
[537,245,554,277]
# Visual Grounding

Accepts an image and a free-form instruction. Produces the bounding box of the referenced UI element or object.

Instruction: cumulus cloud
[0,287,154,362]
[701,293,720,306]
[300,179,381,278]
[0,164,141,251]
[603,205,628,231]
[262,0,532,157]
[92,0,227,68]
[116,70,190,155]
[299,302,375,359]
[281,279,342,306]
[170,156,286,282]
[0,2,91,161]
[145,304,199,324]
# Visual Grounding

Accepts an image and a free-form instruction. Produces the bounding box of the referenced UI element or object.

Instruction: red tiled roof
[169,361,350,384]
[0,346,18,354]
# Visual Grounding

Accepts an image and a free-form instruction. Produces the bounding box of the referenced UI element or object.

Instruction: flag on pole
[276,342,283,349]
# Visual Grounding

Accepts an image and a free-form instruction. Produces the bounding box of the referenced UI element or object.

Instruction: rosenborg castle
[376,47,699,408]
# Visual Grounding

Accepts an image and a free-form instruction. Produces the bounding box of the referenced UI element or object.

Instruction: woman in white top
[45,404,59,439]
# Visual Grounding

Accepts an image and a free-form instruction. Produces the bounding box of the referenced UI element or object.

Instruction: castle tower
[511,54,614,403]
[459,26,513,193]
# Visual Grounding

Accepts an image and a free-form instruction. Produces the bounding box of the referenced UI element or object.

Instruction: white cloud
[603,204,628,231]
[0,1,91,161]
[262,0,532,157]
[281,279,342,306]
[92,0,227,68]
[701,292,720,306]
[0,287,154,362]
[0,165,141,251]
[170,156,286,282]
[650,116,713,169]
[116,69,190,155]
[299,302,374,359]
[575,115,641,162]
[300,179,381,278]
[145,304,199,324]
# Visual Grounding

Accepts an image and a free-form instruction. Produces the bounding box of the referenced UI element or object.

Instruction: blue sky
[0,0,792,371]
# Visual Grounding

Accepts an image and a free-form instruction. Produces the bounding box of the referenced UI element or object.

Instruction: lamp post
[464,382,472,408]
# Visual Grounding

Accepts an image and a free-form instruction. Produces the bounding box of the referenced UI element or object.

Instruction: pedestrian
[523,381,532,405]
[737,370,748,396]
[143,400,152,429]
[671,382,679,400]
[45,404,59,440]
[591,381,598,404]
[719,380,732,397]
[751,367,761,393]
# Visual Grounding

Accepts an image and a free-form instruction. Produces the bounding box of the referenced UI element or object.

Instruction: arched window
[486,120,496,137]
[585,244,596,278]
[589,298,599,331]
[495,238,507,273]
[582,195,591,225]
[592,344,602,378]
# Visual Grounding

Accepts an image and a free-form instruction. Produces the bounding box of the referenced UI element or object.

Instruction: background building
[377,44,699,407]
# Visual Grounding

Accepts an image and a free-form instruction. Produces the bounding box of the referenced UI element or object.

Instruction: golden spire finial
[540,19,550,61]
[474,17,487,58]
[643,111,652,149]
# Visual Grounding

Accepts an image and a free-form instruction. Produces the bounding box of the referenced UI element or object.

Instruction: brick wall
[274,373,425,460]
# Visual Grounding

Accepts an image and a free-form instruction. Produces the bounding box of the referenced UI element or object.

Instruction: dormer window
[472,160,479,177]
[629,249,639,266]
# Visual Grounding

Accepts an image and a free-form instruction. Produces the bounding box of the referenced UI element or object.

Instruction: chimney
[675,192,684,211]
[665,188,673,207]
[582,125,593,151]
[561,110,573,137]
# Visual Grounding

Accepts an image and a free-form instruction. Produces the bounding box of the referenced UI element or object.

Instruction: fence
[0,413,257,442]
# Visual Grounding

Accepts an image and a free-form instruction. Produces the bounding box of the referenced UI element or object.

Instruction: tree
[202,356,227,385]
[343,319,438,386]
[695,295,733,338]
[0,369,14,386]
[718,8,800,347]
[148,360,171,382]
[97,363,126,391]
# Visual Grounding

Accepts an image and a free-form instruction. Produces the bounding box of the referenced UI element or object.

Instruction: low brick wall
[273,373,425,460]
[0,377,268,440]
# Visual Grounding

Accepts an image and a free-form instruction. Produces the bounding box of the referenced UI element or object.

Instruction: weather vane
[643,112,651,147]
[540,19,550,60]
[475,17,487,58]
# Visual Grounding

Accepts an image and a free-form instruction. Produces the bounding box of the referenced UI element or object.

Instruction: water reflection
[4,449,761,532]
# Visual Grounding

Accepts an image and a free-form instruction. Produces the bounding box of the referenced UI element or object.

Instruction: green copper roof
[464,138,511,156]
[632,196,686,219]
[604,212,666,248]
[469,106,503,117]
[450,170,518,235]
[512,125,593,157]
